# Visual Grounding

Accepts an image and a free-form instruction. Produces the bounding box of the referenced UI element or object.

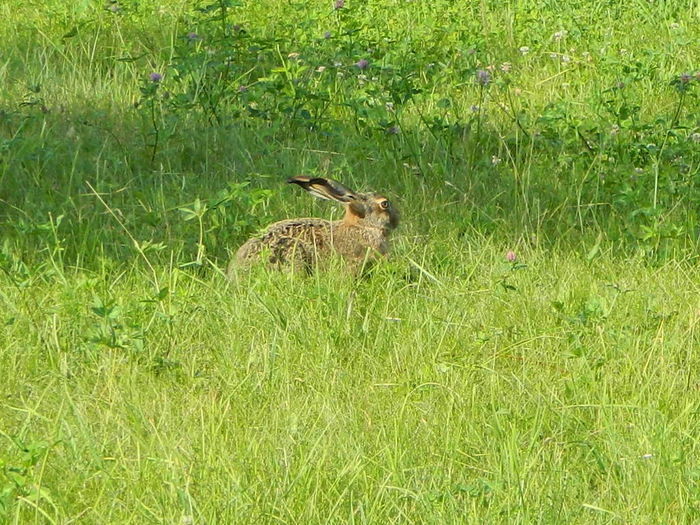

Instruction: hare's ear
[348,200,367,218]
[288,176,357,203]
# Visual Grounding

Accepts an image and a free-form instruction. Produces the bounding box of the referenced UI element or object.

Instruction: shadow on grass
[4,93,693,274]
[1,97,550,272]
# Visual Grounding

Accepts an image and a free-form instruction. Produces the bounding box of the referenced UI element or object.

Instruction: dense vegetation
[1,0,699,522]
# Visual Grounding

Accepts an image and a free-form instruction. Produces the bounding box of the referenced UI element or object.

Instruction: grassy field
[1,0,700,523]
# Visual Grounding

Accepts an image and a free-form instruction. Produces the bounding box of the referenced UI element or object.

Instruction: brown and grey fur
[229,176,399,275]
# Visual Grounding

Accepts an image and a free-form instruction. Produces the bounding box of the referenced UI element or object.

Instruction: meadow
[1,0,700,522]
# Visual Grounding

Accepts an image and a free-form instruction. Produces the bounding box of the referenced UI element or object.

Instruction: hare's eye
[379,200,390,210]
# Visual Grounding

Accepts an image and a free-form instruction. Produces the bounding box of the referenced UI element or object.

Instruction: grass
[4,249,700,523]
[1,0,700,523]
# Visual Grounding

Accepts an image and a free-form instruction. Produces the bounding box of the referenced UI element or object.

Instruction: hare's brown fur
[230,177,398,274]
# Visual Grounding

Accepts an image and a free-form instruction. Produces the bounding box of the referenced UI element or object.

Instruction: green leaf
[62,27,78,39]
[586,233,603,262]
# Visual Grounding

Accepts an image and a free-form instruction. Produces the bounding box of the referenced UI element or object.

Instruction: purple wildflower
[238,85,248,93]
[679,72,692,84]
[149,72,162,82]
[324,31,332,40]
[475,69,491,86]
[186,32,199,41]
[506,251,517,262]
[356,59,369,70]
[334,0,344,8]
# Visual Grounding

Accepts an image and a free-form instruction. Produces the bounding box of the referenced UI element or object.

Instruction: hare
[229,176,399,274]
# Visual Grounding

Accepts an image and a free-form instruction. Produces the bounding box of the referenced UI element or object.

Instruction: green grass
[1,0,700,523]
[4,248,700,523]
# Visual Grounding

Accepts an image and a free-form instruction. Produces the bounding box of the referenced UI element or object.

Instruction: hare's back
[261,218,333,244]
[233,218,334,271]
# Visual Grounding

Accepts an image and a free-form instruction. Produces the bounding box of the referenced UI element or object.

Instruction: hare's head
[288,176,399,232]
